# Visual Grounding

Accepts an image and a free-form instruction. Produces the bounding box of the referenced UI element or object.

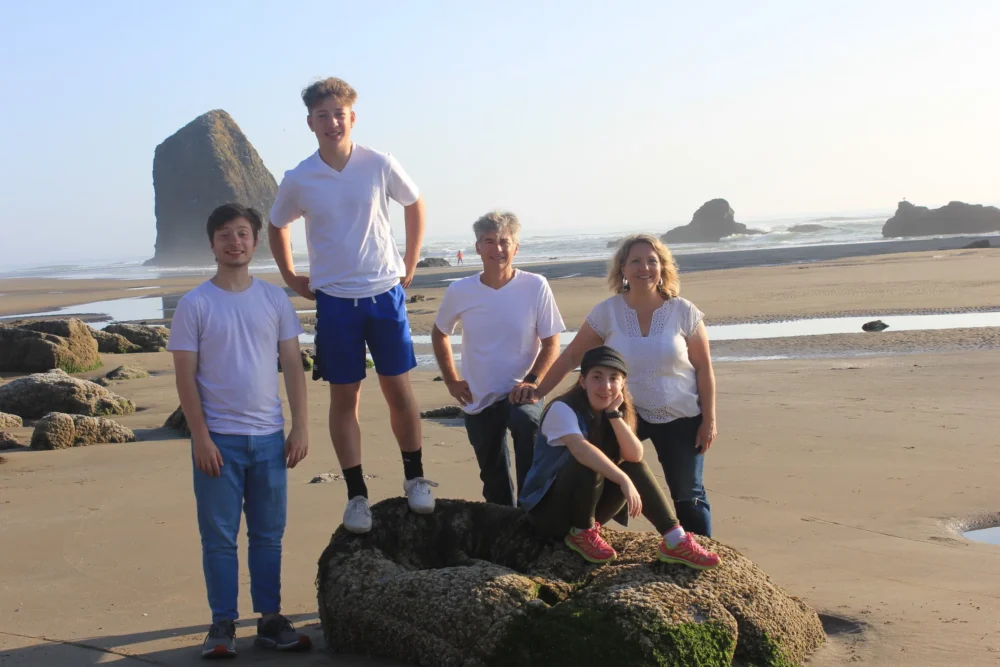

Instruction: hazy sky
[1,0,997,266]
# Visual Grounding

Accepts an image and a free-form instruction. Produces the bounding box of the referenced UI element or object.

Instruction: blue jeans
[637,415,712,536]
[464,398,543,506]
[192,431,287,623]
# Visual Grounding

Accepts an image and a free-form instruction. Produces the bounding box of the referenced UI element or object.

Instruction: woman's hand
[696,417,717,453]
[610,389,625,412]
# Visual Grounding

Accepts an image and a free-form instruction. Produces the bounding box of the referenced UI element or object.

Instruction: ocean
[0,212,973,281]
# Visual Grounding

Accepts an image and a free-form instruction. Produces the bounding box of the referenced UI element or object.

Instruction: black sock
[343,465,368,500]
[401,449,424,481]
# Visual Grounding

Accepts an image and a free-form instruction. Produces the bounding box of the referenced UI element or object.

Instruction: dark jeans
[637,415,711,536]
[528,457,680,539]
[464,398,543,506]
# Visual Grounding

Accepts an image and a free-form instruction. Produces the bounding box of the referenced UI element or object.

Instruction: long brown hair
[541,369,638,456]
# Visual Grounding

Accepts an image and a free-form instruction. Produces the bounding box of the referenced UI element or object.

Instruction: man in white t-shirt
[268,77,435,534]
[432,211,565,506]
[168,203,311,658]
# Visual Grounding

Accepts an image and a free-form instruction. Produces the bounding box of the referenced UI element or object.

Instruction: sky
[1,0,998,267]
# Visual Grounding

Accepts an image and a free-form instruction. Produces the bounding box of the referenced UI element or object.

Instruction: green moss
[365,358,375,369]
[59,358,103,374]
[491,602,734,667]
[737,634,799,667]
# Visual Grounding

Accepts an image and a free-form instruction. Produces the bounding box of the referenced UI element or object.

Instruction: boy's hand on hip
[285,427,309,468]
[193,433,223,477]
[400,270,415,289]
[287,275,315,300]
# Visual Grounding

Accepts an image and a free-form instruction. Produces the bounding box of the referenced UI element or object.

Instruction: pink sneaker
[657,533,720,570]
[564,522,617,564]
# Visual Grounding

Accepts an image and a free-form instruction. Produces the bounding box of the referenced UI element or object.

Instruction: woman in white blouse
[532,234,717,536]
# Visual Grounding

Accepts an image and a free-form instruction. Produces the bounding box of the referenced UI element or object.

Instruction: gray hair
[472,210,521,244]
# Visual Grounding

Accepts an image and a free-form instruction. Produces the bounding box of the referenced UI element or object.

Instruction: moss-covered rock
[317,499,824,667]
[105,365,150,381]
[30,412,136,450]
[0,412,22,429]
[164,405,190,436]
[102,323,169,352]
[0,431,21,450]
[0,319,102,373]
[0,370,135,419]
[91,329,143,354]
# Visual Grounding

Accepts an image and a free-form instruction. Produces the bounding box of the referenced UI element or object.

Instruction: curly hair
[301,77,358,111]
[606,234,680,298]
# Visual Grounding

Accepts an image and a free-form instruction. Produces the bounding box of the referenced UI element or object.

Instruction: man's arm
[268,224,314,300]
[432,324,472,406]
[172,351,223,476]
[509,334,560,404]
[278,337,309,468]
[401,197,426,289]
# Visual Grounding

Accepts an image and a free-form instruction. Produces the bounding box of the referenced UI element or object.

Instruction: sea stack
[881,200,1000,238]
[147,110,278,265]
[662,198,763,243]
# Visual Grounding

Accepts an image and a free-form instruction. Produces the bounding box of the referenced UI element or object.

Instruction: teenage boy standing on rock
[268,77,435,535]
[169,203,311,658]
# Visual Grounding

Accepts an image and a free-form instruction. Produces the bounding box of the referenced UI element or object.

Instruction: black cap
[581,346,628,377]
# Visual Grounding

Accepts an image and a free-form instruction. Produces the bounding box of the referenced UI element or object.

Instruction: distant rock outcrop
[417,257,451,268]
[882,201,1000,238]
[0,319,102,373]
[31,412,136,450]
[963,239,992,249]
[662,199,764,243]
[148,110,278,265]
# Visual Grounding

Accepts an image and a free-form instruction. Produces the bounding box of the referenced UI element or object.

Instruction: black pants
[528,457,680,539]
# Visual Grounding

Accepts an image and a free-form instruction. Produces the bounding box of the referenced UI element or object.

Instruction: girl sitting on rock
[518,346,719,569]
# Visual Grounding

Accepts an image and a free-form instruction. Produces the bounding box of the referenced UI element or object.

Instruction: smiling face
[621,242,662,292]
[580,365,626,412]
[307,97,355,153]
[210,217,258,267]
[475,231,518,272]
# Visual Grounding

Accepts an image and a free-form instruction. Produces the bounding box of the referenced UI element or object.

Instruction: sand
[1,246,1000,665]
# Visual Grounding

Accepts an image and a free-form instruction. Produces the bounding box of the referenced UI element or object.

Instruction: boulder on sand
[882,200,1000,238]
[105,365,150,381]
[102,323,170,352]
[0,412,23,429]
[164,405,190,437]
[0,432,21,450]
[147,109,278,266]
[862,320,889,332]
[0,370,135,419]
[417,257,451,268]
[30,412,136,450]
[318,498,825,667]
[0,319,102,373]
[91,329,143,354]
[662,199,765,244]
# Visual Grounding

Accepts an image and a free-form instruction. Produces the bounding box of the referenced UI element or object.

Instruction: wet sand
[2,245,1000,665]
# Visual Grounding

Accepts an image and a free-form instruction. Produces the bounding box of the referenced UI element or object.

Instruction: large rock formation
[30,412,136,450]
[417,257,451,268]
[882,200,1000,238]
[0,370,135,419]
[102,323,169,352]
[90,329,142,354]
[662,199,763,244]
[318,499,825,667]
[0,319,102,373]
[148,110,278,265]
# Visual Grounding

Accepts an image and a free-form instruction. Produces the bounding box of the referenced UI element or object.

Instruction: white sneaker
[403,478,438,515]
[343,496,372,534]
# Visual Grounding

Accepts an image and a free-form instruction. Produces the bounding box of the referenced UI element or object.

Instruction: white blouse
[585,295,704,424]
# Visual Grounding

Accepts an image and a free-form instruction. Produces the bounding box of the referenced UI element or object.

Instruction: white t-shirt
[539,401,583,446]
[167,278,304,435]
[269,144,420,299]
[434,270,565,414]
[585,295,704,424]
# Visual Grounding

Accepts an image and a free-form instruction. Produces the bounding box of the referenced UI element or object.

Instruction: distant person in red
[457,250,464,266]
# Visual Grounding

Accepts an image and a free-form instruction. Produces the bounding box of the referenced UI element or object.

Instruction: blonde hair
[607,234,680,298]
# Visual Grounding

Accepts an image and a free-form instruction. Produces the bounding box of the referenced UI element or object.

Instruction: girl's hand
[610,389,625,412]
[619,476,643,518]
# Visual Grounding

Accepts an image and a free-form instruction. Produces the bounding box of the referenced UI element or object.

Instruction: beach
[2,244,1000,665]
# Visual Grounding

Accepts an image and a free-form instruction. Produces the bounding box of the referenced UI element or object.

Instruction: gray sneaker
[254,615,312,652]
[201,620,236,659]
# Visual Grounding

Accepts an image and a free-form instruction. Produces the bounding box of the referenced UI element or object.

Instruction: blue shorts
[314,284,417,384]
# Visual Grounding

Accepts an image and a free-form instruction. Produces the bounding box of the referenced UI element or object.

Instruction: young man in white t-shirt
[267,77,435,534]
[168,203,311,658]
[432,211,565,506]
